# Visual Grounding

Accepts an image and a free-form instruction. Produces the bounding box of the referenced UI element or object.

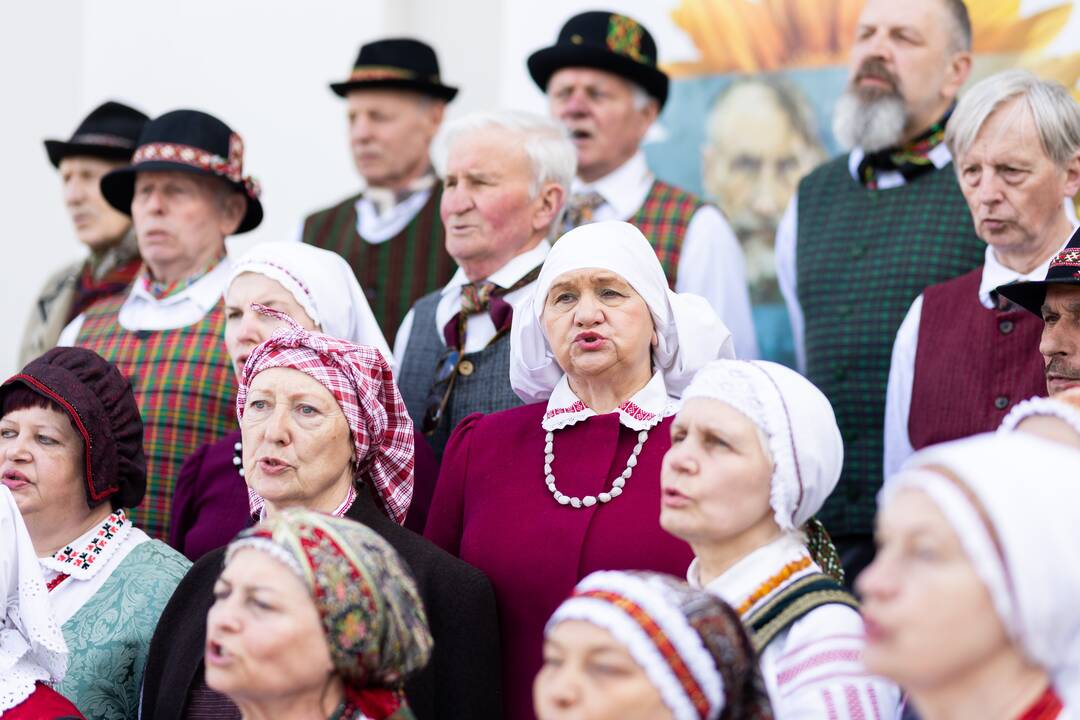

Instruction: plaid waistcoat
[75,295,238,541]
[629,179,703,288]
[301,184,457,347]
[796,155,984,537]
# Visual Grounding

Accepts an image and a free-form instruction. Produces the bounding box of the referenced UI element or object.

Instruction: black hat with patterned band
[329,38,458,101]
[528,11,669,108]
[997,225,1080,316]
[44,100,149,168]
[99,109,263,234]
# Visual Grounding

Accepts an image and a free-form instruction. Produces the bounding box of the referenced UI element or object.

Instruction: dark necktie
[442,265,542,349]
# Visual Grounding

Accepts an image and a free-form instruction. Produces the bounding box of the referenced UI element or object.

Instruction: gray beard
[832,90,907,153]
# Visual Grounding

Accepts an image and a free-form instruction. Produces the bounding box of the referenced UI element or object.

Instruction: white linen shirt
[393,241,550,358]
[882,242,1065,478]
[571,151,758,359]
[58,257,233,344]
[691,533,901,720]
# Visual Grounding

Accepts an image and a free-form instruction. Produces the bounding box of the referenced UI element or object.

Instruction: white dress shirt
[393,241,550,358]
[571,151,759,359]
[775,144,955,372]
[691,533,901,720]
[882,242,1065,478]
[58,258,233,344]
[294,174,436,245]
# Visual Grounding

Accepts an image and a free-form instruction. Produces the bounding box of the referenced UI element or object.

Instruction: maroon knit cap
[0,347,146,509]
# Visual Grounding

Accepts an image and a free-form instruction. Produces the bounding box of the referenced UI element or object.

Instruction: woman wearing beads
[424,220,736,719]
[659,359,899,718]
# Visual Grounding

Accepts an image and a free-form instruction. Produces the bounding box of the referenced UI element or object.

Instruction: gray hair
[432,110,577,197]
[941,0,972,53]
[946,69,1080,167]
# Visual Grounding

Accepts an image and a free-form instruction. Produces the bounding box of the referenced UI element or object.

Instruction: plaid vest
[629,179,702,288]
[301,184,456,347]
[797,155,984,536]
[75,295,238,541]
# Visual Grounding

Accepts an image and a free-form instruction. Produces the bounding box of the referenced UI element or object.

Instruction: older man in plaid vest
[775,0,986,582]
[59,109,262,542]
[528,11,758,359]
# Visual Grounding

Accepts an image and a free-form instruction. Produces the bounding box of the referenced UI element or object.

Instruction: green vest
[797,155,984,536]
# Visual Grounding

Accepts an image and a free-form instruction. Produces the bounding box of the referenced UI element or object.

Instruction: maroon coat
[424,403,694,720]
[909,268,1047,450]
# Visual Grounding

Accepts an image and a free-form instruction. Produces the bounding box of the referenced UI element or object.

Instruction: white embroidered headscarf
[882,433,1080,707]
[510,221,736,404]
[0,486,68,712]
[681,360,843,531]
[226,241,393,363]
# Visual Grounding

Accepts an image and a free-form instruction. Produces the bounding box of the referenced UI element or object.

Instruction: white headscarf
[0,486,68,712]
[226,241,393,363]
[681,359,843,531]
[510,221,735,404]
[882,433,1080,706]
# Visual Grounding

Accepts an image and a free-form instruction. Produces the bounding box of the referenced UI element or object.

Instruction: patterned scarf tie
[443,264,543,349]
[559,190,606,237]
[857,107,953,190]
[142,256,222,301]
[70,255,142,320]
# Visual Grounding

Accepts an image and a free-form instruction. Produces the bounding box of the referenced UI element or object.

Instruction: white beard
[832,90,907,153]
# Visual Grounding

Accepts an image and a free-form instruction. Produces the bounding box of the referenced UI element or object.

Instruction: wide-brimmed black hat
[100,109,263,234]
[998,226,1080,315]
[329,38,458,101]
[528,11,669,108]
[44,100,149,168]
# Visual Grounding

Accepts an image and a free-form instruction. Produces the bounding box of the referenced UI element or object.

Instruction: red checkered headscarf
[237,305,414,524]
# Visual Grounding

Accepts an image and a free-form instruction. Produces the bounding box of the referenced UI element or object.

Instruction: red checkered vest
[629,179,703,288]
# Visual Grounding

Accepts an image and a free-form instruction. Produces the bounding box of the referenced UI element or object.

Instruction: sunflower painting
[643,0,1080,367]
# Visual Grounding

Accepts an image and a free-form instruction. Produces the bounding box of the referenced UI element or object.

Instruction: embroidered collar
[694,533,817,617]
[39,509,131,580]
[542,370,678,432]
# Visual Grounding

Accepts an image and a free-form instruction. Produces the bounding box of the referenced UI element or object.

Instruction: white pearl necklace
[544,428,650,508]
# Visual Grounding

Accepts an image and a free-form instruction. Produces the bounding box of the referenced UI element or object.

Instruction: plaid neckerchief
[857,107,953,190]
[141,255,223,301]
[442,263,543,349]
[559,190,606,236]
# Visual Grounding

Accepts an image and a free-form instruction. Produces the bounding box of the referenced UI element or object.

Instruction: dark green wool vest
[797,155,984,537]
[301,184,456,347]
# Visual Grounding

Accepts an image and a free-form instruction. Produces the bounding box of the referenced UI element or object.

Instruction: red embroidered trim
[576,588,710,718]
[777,649,861,686]
[617,400,656,422]
[132,135,261,199]
[543,400,587,421]
[46,573,70,592]
[51,510,127,571]
[1050,248,1080,268]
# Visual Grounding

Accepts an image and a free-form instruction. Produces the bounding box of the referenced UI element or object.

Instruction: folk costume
[528,12,758,359]
[20,101,149,368]
[141,322,502,720]
[680,360,900,719]
[58,109,263,541]
[303,39,459,346]
[0,348,190,720]
[548,571,775,720]
[223,510,433,720]
[425,221,734,720]
[0,485,84,719]
[884,242,1062,477]
[775,113,985,566]
[884,433,1080,716]
[396,240,549,459]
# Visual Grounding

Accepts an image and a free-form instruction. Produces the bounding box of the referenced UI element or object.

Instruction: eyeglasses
[422,347,462,435]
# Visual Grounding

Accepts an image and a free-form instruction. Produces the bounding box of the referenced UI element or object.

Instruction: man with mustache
[58,109,261,542]
[774,0,985,583]
[301,39,457,347]
[21,101,148,367]
[884,71,1080,478]
[529,11,758,359]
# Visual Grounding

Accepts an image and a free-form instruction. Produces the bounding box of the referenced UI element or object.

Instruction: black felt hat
[44,101,149,168]
[1,347,147,510]
[330,38,458,101]
[997,226,1080,315]
[99,109,263,234]
[527,11,669,108]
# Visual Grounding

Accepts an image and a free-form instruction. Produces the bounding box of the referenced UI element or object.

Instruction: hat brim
[44,140,134,169]
[997,277,1080,316]
[527,45,669,108]
[329,78,458,102]
[100,162,263,234]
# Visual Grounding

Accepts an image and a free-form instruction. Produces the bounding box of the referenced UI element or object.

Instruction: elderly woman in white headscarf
[424,220,736,720]
[0,486,82,719]
[659,359,900,719]
[170,242,439,560]
[861,433,1080,719]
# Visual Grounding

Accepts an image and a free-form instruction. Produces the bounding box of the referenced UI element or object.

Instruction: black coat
[140,486,503,719]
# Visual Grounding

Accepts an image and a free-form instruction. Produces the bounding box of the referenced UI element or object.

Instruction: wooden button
[458,360,475,376]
